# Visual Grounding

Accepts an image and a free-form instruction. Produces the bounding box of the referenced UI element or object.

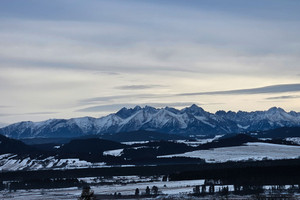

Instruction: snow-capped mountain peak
[267,107,285,114]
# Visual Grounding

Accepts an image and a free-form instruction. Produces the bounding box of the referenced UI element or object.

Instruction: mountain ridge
[1,105,300,139]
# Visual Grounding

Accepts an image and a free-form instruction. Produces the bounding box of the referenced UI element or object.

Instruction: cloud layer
[0,0,300,123]
[178,84,300,96]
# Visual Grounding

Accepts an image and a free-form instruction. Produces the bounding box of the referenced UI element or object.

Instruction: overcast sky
[1,0,300,124]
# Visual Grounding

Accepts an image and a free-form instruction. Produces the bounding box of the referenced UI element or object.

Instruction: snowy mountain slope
[1,105,300,139]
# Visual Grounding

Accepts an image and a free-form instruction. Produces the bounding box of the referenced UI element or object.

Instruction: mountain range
[1,105,300,139]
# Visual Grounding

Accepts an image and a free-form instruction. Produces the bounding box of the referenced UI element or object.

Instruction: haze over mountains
[0,105,300,139]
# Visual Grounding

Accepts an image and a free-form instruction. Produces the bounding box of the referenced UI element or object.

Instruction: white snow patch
[194,116,216,128]
[237,124,250,129]
[176,135,224,146]
[103,149,123,157]
[121,141,148,145]
[285,137,300,145]
[159,142,300,163]
[0,155,106,171]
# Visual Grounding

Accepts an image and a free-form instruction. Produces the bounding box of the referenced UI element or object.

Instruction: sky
[0,0,300,124]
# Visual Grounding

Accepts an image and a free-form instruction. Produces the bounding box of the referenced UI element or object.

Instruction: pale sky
[1,0,300,124]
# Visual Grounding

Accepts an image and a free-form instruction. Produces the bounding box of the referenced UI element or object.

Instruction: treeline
[191,183,300,197]
[169,162,300,186]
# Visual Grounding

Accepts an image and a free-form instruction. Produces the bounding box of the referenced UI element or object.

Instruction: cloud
[24,112,59,115]
[76,102,197,112]
[265,95,300,100]
[76,102,225,112]
[0,105,12,108]
[115,84,165,90]
[78,94,172,105]
[1,0,300,123]
[0,112,58,117]
[0,113,13,117]
[1,1,300,77]
[178,83,300,96]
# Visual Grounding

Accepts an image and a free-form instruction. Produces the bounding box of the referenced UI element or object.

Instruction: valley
[1,126,300,199]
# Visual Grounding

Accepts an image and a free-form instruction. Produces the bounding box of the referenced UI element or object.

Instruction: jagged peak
[164,106,180,114]
[144,105,154,109]
[116,105,158,119]
[190,104,199,108]
[289,111,299,116]
[267,107,285,113]
[183,104,205,113]
[237,110,247,114]
[144,105,156,110]
[215,110,227,115]
[189,104,203,110]
[118,107,128,112]
[116,106,141,119]
[133,105,142,110]
[143,105,158,114]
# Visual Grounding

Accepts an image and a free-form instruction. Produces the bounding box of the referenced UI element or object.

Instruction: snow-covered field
[159,142,300,162]
[175,135,224,147]
[103,135,224,156]
[3,176,299,200]
[92,179,205,195]
[0,178,206,199]
[2,175,300,199]
[2,141,300,171]
[1,187,80,200]
[0,154,107,171]
[103,148,124,156]
[77,175,155,184]
[121,141,149,145]
[2,139,300,199]
[285,137,300,145]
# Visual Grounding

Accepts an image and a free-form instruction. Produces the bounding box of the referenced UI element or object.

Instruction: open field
[160,142,300,162]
